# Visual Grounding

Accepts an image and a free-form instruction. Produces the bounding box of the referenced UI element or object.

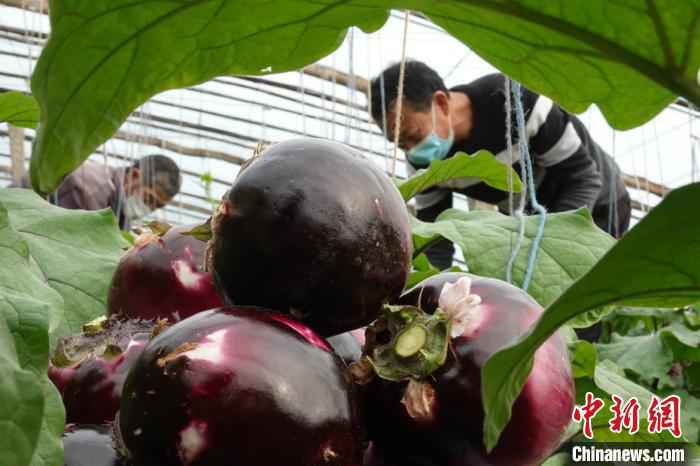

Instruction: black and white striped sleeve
[522,90,603,211]
[525,94,582,167]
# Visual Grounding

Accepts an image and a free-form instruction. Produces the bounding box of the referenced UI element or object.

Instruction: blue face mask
[407,105,454,167]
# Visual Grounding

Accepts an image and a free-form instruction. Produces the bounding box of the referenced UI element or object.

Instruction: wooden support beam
[113,130,247,166]
[0,128,674,202]
[303,63,369,94]
[8,124,25,184]
[0,0,46,11]
[622,174,668,197]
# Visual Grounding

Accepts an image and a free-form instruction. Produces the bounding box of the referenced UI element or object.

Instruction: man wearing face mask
[13,154,182,230]
[370,60,631,270]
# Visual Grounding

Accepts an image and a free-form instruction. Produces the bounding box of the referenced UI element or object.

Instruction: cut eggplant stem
[102,344,124,360]
[394,325,427,357]
[81,315,107,335]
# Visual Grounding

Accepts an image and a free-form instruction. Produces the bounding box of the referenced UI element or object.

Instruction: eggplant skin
[366,272,575,466]
[119,306,363,466]
[210,138,412,337]
[328,331,363,366]
[107,224,223,323]
[63,424,126,466]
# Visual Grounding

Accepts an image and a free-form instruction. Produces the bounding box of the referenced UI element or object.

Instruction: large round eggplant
[362,272,575,466]
[208,138,412,337]
[107,224,222,322]
[118,306,363,466]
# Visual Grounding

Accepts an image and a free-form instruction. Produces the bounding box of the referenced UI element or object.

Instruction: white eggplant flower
[438,276,483,338]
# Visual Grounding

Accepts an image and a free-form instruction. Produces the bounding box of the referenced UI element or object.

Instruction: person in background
[11,154,181,230]
[370,60,632,271]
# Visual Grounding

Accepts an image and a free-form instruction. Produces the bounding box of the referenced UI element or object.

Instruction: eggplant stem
[82,315,108,335]
[394,325,427,357]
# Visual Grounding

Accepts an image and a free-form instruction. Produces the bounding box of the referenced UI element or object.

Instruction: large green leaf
[674,390,700,443]
[29,0,390,193]
[596,334,675,388]
[481,182,700,452]
[398,151,522,202]
[0,189,127,340]
[0,203,64,466]
[0,190,129,466]
[570,340,598,378]
[661,322,700,362]
[0,91,39,129]
[410,208,615,307]
[406,253,464,289]
[683,306,700,328]
[30,381,65,466]
[30,1,700,192]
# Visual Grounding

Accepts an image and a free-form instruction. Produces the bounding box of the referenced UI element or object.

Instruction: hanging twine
[331,53,338,140]
[504,78,515,217]
[377,28,391,171]
[366,35,374,158]
[346,28,356,145]
[391,10,411,179]
[504,78,528,285]
[299,72,307,136]
[379,67,390,170]
[505,80,547,292]
[608,131,617,236]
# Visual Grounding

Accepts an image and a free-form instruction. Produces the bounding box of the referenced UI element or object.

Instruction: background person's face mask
[407,104,454,167]
[124,194,153,221]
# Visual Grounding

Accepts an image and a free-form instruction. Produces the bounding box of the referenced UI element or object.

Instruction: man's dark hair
[131,154,182,199]
[370,60,448,130]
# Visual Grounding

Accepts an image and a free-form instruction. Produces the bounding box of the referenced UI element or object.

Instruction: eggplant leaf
[0,203,64,466]
[410,208,615,307]
[0,190,129,466]
[30,0,700,192]
[0,91,39,129]
[570,340,598,379]
[398,150,522,201]
[0,189,128,341]
[596,333,675,388]
[482,182,700,452]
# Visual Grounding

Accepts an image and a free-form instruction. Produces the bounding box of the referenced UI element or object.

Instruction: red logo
[648,394,682,438]
[572,393,683,439]
[609,395,640,435]
[572,392,605,439]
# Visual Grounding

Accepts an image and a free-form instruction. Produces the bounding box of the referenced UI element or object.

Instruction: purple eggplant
[107,224,222,323]
[117,306,363,466]
[363,272,575,466]
[49,317,156,425]
[208,138,412,337]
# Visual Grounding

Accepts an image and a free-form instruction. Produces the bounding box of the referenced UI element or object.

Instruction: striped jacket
[409,73,627,215]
